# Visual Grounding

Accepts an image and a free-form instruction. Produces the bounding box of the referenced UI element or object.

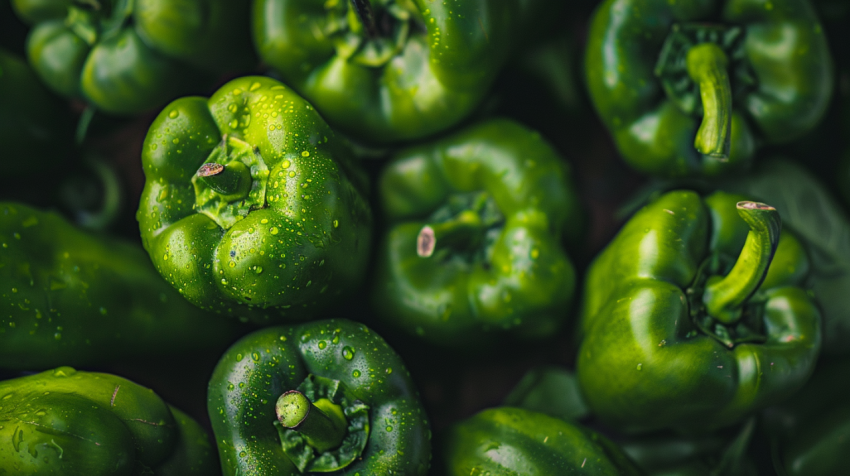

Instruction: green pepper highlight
[208,319,430,475]
[253,0,549,143]
[586,0,833,177]
[372,119,583,347]
[0,367,216,475]
[0,202,237,370]
[137,76,372,323]
[442,407,644,475]
[12,0,256,114]
[578,190,821,433]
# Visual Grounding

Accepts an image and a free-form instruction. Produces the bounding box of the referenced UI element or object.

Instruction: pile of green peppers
[2,0,849,474]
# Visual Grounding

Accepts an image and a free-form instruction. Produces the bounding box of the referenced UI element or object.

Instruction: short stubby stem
[702,202,781,324]
[276,390,348,453]
[196,161,251,199]
[687,43,733,159]
[418,210,486,258]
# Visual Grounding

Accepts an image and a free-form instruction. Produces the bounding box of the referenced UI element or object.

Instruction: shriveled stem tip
[417,226,436,258]
[197,163,225,178]
[276,390,311,428]
[737,201,774,211]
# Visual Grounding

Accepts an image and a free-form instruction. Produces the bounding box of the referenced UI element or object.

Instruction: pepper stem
[350,0,378,39]
[417,210,486,258]
[196,161,251,198]
[276,390,348,453]
[686,43,733,159]
[702,202,781,324]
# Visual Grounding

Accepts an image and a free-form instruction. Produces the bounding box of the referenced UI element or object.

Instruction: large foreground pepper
[0,202,237,370]
[372,119,582,347]
[208,319,430,475]
[0,367,216,475]
[442,407,643,475]
[578,190,821,433]
[12,0,255,114]
[137,76,372,323]
[585,0,833,177]
[253,0,546,143]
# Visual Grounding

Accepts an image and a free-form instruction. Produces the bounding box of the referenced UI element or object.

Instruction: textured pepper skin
[0,202,237,370]
[0,48,72,176]
[0,367,216,475]
[442,407,644,475]
[372,119,582,347]
[208,319,431,475]
[586,0,833,177]
[253,0,544,144]
[137,76,372,324]
[578,190,821,433]
[12,0,255,114]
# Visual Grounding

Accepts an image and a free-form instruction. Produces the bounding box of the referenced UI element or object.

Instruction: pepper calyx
[274,374,370,473]
[191,135,269,230]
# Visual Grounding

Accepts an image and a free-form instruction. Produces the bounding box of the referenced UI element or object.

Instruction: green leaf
[503,366,589,422]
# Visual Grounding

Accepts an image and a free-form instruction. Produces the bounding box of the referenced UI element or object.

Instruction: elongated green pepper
[208,319,431,475]
[372,119,582,347]
[578,190,821,433]
[137,76,372,323]
[12,0,255,114]
[586,0,833,177]
[0,202,237,370]
[442,407,643,475]
[253,0,546,143]
[0,367,216,475]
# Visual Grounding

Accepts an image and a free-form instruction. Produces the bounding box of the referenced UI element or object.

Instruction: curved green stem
[417,210,485,258]
[350,0,378,39]
[702,201,781,324]
[275,390,348,453]
[687,43,733,159]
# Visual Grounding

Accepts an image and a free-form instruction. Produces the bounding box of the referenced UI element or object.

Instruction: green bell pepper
[585,0,833,177]
[371,119,582,347]
[441,407,643,475]
[12,0,255,115]
[208,318,430,475]
[0,48,72,176]
[137,76,372,324]
[712,159,850,355]
[578,190,821,433]
[0,366,216,475]
[253,0,545,144]
[0,202,237,370]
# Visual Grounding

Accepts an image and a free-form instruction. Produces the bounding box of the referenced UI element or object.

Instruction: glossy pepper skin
[0,367,216,475]
[0,48,72,176]
[371,119,582,347]
[578,190,821,433]
[137,76,372,324]
[586,0,833,177]
[12,0,255,115]
[253,0,545,144]
[442,407,643,475]
[208,319,431,475]
[0,202,237,370]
